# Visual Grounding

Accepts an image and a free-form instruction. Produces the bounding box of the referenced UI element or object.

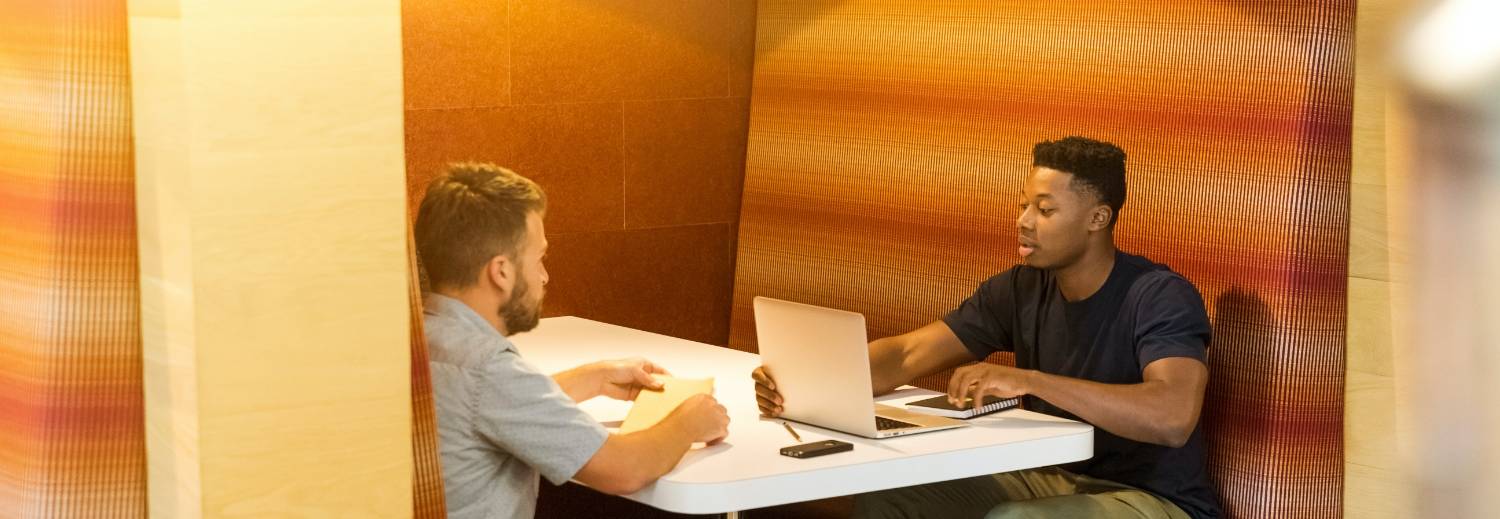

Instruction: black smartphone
[779,439,853,459]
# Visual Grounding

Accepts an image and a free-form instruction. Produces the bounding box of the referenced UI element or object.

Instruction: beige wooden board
[129,1,412,516]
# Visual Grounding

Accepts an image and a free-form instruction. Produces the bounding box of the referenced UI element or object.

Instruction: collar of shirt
[422,292,517,354]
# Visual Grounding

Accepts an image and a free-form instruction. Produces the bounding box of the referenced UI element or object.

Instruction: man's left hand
[947,363,1035,409]
[593,358,670,401]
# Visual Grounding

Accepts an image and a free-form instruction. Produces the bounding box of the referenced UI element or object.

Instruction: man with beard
[416,163,730,519]
[752,137,1221,519]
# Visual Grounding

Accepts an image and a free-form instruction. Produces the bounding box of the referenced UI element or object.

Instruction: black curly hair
[1032,136,1127,227]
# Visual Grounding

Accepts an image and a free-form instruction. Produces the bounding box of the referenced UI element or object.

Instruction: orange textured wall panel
[402,0,756,348]
[0,1,146,517]
[731,2,1352,518]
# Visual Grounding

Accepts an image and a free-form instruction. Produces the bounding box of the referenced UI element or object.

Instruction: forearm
[869,337,911,395]
[871,325,974,396]
[627,418,695,482]
[577,417,694,494]
[1025,371,1196,447]
[551,364,599,403]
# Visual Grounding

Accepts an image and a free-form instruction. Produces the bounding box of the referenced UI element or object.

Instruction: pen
[782,421,802,442]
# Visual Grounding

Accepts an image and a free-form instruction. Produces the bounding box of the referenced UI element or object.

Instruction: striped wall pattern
[0,1,146,517]
[729,2,1353,517]
[407,228,447,518]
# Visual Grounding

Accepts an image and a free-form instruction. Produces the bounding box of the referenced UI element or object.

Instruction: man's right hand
[751,365,784,417]
[665,393,730,445]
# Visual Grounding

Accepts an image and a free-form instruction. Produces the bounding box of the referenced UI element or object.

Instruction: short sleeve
[470,350,609,485]
[943,270,1018,360]
[1132,272,1211,369]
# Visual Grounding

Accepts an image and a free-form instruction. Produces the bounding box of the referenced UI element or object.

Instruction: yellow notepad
[618,376,714,434]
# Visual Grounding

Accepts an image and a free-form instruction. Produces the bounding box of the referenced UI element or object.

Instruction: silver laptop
[754,297,968,439]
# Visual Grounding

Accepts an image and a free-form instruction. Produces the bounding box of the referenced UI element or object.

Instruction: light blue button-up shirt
[423,294,608,519]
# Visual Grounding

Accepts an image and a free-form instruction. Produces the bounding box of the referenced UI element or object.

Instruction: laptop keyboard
[875,416,919,431]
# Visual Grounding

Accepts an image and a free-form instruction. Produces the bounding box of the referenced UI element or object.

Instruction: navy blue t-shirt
[942,251,1221,519]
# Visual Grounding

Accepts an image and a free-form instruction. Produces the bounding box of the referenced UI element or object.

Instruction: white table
[512,316,1094,516]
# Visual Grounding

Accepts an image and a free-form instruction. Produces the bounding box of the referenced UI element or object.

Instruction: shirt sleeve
[1132,272,1212,369]
[942,270,1018,360]
[470,349,609,486]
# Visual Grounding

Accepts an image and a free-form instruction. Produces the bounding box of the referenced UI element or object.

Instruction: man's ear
[484,254,516,298]
[1089,205,1113,231]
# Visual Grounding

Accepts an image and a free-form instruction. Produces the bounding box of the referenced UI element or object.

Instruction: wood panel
[1343,0,1416,516]
[129,1,413,515]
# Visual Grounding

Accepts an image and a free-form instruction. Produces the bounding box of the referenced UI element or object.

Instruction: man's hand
[750,365,784,417]
[592,358,669,401]
[947,363,1035,410]
[663,393,731,445]
[575,393,729,495]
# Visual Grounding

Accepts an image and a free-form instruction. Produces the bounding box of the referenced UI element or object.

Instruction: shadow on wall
[1202,286,1278,515]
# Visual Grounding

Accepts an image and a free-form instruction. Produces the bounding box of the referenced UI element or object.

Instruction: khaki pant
[852,467,1191,519]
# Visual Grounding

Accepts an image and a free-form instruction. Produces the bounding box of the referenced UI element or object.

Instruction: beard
[499,266,543,334]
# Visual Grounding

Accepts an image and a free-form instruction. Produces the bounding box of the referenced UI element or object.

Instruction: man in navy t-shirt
[752,136,1221,518]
